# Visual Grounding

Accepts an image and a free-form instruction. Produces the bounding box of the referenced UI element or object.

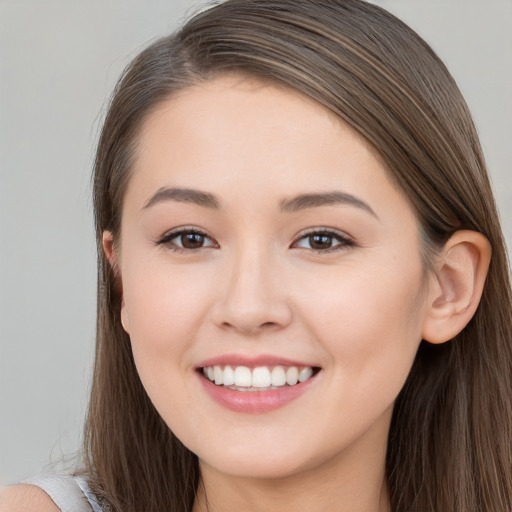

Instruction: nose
[211,246,293,335]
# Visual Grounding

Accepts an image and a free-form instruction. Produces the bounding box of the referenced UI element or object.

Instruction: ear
[422,230,491,344]
[102,231,130,333]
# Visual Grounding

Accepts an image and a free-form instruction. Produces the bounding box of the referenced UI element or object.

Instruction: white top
[21,474,103,512]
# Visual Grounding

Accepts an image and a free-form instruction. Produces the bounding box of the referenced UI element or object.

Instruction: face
[113,75,432,481]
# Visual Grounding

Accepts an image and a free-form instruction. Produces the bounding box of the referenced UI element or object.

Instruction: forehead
[130,75,391,195]
[123,76,416,230]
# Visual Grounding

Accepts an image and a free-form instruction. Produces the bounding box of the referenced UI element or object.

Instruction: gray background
[1,0,511,486]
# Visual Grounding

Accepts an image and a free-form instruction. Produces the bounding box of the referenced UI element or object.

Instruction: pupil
[310,234,332,249]
[182,233,204,249]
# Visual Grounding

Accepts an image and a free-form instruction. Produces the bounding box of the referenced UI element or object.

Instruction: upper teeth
[203,365,314,388]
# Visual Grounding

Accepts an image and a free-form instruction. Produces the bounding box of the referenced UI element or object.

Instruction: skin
[0,485,60,512]
[102,75,490,512]
[2,75,490,512]
[108,75,426,512]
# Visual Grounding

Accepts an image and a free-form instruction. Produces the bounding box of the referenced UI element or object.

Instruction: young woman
[3,0,511,511]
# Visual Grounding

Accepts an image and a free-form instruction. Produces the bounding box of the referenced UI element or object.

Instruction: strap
[21,475,96,512]
[74,476,103,512]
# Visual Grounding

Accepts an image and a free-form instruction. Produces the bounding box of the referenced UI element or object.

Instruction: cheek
[300,254,426,385]
[120,258,216,371]
[293,260,426,449]
[119,265,216,433]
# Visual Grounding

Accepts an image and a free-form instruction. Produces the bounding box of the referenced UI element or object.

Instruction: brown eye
[293,230,354,252]
[158,229,218,252]
[308,234,335,250]
[180,232,207,249]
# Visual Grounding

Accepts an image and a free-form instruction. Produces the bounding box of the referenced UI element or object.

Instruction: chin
[201,455,314,481]
[194,437,333,481]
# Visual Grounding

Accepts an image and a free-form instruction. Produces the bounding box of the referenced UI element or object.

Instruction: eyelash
[155,227,355,254]
[155,227,219,253]
[291,228,355,253]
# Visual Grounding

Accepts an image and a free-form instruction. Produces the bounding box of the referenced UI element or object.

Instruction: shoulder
[0,483,60,511]
[0,474,99,512]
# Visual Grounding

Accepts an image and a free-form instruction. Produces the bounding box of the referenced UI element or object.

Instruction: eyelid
[154,225,355,253]
[155,226,219,251]
[291,227,355,252]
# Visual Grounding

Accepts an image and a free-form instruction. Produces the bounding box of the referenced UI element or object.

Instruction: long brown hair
[84,1,512,510]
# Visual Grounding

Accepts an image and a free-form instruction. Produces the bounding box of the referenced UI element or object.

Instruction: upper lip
[196,354,319,369]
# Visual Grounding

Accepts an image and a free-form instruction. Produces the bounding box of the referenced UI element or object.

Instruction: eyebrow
[280,191,377,217]
[143,187,220,210]
[142,187,377,218]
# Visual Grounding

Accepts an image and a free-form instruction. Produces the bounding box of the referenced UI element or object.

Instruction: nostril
[219,320,281,333]
[211,295,293,334]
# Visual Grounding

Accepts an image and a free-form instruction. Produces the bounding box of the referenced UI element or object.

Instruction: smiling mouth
[201,365,320,391]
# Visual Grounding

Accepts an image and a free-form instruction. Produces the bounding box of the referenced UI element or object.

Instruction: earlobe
[422,230,491,344]
[102,231,130,333]
[120,301,130,333]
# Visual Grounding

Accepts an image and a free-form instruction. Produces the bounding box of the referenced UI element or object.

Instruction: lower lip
[197,372,317,413]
